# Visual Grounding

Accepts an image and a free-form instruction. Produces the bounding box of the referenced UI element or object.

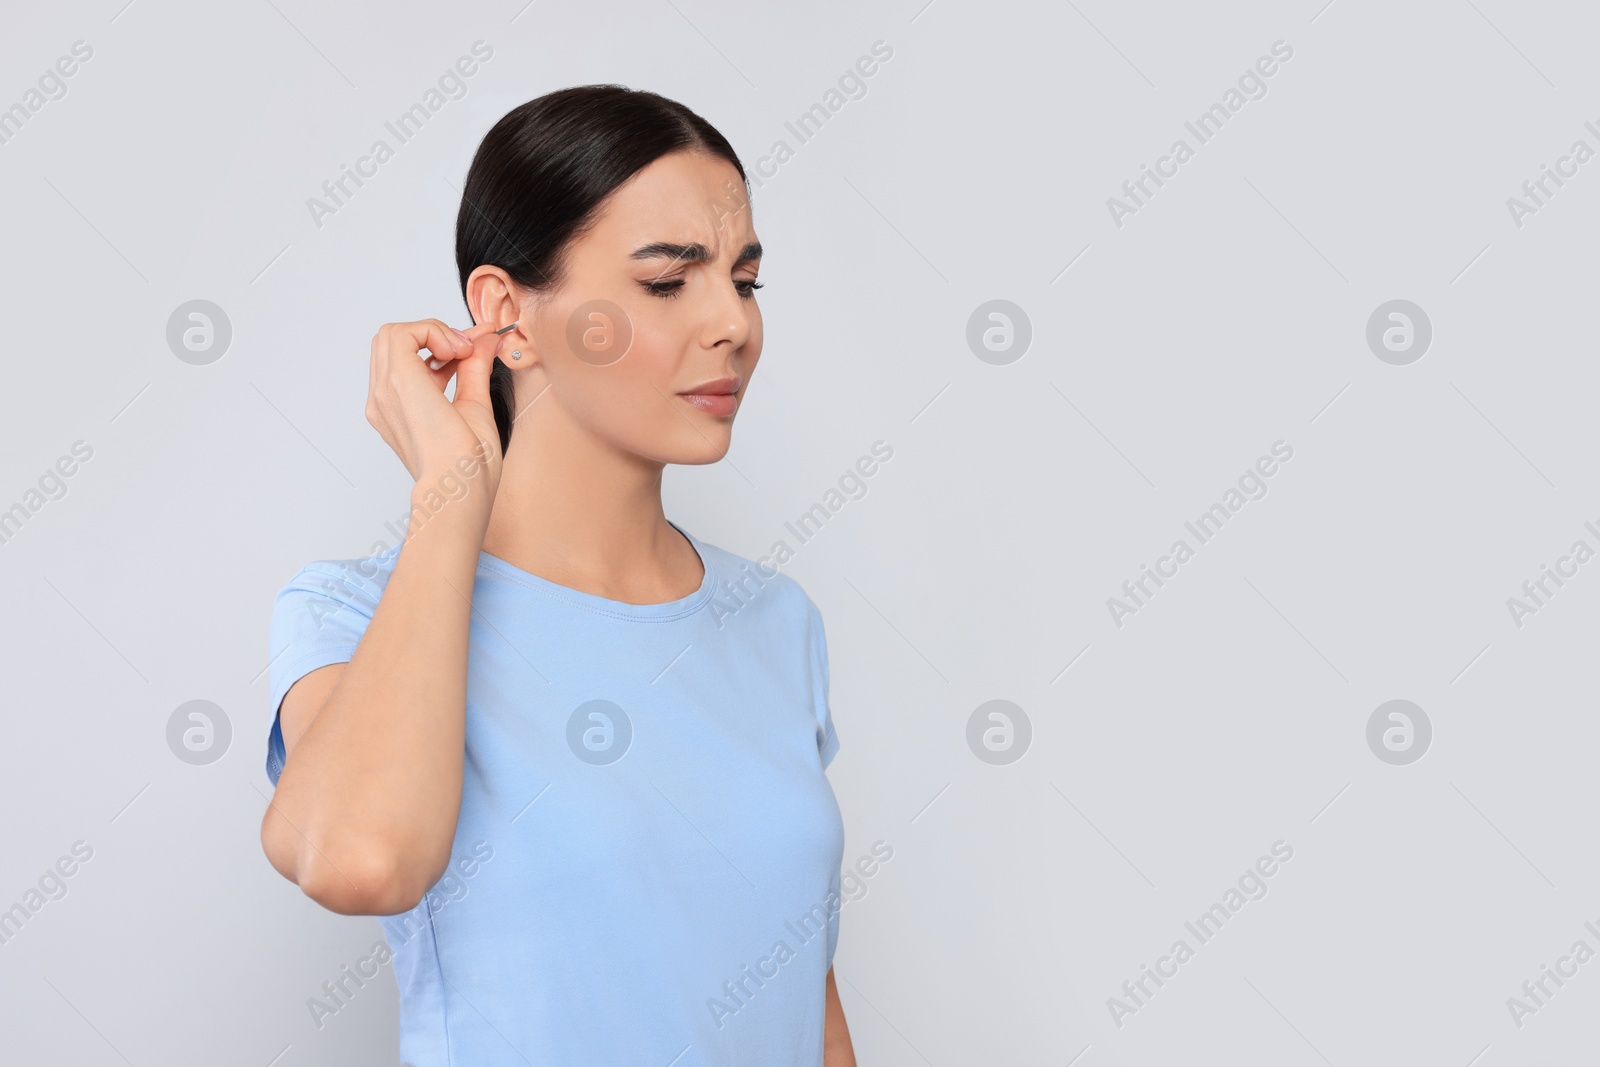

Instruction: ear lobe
[494,327,529,367]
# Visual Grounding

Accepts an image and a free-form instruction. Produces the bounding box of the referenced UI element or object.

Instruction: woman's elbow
[261,809,430,916]
[298,842,430,916]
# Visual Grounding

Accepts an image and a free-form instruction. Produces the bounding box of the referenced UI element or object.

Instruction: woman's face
[507,150,763,466]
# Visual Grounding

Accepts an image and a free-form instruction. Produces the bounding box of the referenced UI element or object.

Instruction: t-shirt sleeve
[264,559,385,787]
[805,594,840,770]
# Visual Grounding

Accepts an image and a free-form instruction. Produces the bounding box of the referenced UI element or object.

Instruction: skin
[825,968,857,1066]
[259,148,854,1061]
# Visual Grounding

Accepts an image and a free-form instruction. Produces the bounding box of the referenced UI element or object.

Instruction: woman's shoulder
[274,541,404,609]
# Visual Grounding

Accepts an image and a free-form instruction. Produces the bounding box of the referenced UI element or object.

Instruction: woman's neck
[480,418,704,604]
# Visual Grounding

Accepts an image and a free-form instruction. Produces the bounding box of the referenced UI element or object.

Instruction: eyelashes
[643,279,763,300]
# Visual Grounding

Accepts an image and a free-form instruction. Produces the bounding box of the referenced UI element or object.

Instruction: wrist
[408,463,496,537]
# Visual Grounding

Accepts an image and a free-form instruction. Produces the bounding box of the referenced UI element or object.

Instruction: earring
[512,351,522,360]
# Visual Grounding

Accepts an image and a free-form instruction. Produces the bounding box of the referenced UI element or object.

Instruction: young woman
[259,85,856,1066]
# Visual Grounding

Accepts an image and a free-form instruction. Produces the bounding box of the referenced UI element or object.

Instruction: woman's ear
[466,265,519,332]
[466,264,535,367]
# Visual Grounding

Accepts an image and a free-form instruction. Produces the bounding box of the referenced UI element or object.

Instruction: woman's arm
[259,481,490,915]
[824,966,857,1066]
[259,319,503,917]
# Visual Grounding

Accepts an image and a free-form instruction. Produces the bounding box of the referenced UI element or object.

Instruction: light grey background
[2,0,1596,1064]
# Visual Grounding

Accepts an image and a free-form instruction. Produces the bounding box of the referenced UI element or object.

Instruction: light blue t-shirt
[264,521,845,1066]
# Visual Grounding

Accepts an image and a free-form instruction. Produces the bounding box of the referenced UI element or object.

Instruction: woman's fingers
[428,329,474,370]
[453,324,501,412]
[399,319,474,366]
[414,321,503,414]
[425,322,503,367]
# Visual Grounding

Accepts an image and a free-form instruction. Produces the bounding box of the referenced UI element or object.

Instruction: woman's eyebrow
[630,241,763,266]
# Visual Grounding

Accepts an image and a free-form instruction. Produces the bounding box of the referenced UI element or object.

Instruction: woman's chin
[668,432,735,466]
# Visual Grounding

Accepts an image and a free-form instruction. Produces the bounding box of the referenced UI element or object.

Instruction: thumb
[453,336,497,412]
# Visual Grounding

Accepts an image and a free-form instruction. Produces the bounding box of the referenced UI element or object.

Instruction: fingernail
[452,328,472,346]
[428,357,445,370]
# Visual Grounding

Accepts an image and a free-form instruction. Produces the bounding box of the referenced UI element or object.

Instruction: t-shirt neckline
[474,519,717,622]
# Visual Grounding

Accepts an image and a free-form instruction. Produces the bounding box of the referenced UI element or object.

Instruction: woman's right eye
[643,280,684,300]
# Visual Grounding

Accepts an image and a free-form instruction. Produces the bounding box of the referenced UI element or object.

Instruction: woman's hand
[364,318,507,494]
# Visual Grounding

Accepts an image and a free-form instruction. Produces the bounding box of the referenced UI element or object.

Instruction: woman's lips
[679,392,738,416]
[678,375,740,417]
